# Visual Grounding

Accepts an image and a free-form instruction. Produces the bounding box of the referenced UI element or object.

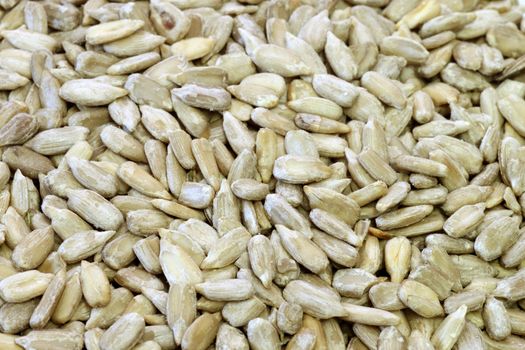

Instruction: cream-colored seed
[0,0,523,347]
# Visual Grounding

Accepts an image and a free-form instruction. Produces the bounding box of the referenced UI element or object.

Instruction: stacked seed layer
[1,0,525,349]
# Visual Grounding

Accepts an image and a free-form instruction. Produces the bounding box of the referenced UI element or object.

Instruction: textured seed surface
[0,1,523,349]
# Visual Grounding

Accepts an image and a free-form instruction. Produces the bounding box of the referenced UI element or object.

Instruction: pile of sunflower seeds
[2,0,525,349]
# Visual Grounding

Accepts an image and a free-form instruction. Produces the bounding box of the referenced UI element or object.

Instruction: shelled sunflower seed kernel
[2,0,525,349]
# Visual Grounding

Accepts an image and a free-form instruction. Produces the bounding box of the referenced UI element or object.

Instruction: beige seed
[276,225,329,275]
[167,283,196,345]
[245,318,280,350]
[251,44,311,77]
[59,79,128,106]
[444,290,485,315]
[283,279,347,319]
[29,268,66,329]
[443,203,485,238]
[181,312,221,350]
[0,113,38,147]
[311,74,359,108]
[67,157,118,198]
[247,235,275,288]
[11,226,54,270]
[159,240,202,286]
[409,264,453,301]
[117,161,171,200]
[67,189,124,231]
[0,270,53,303]
[333,268,377,298]
[99,125,146,163]
[369,282,405,311]
[126,74,172,111]
[455,321,485,350]
[277,302,303,335]
[349,180,388,207]
[385,237,411,283]
[431,305,467,350]
[233,175,268,198]
[304,186,360,227]
[483,296,511,341]
[85,19,144,45]
[361,71,406,109]
[309,208,361,246]
[289,97,343,120]
[376,205,434,231]
[216,323,249,350]
[192,138,221,191]
[311,228,359,268]
[99,312,145,350]
[80,261,111,308]
[358,148,398,186]
[273,155,331,184]
[341,303,400,327]
[172,84,231,112]
[325,32,357,81]
[15,329,82,350]
[398,280,444,318]
[58,230,115,264]
[294,113,350,134]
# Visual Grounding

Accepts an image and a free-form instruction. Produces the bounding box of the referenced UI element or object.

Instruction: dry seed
[59,79,128,106]
[289,96,343,120]
[283,279,347,319]
[11,226,54,270]
[16,329,83,350]
[484,296,512,341]
[474,216,520,262]
[181,312,221,350]
[273,155,331,185]
[425,234,474,255]
[99,312,145,350]
[384,237,411,283]
[276,225,329,275]
[348,180,388,207]
[192,138,221,191]
[172,84,231,112]
[444,290,485,315]
[358,148,398,186]
[380,36,429,64]
[140,105,180,142]
[103,30,165,58]
[125,74,172,111]
[398,279,444,318]
[361,71,406,109]
[311,228,359,268]
[67,188,124,231]
[341,303,400,327]
[117,161,171,200]
[0,299,39,334]
[369,282,404,311]
[80,260,111,308]
[431,304,467,350]
[29,268,66,329]
[167,283,196,345]
[311,74,358,108]
[376,205,434,231]
[0,270,53,303]
[277,302,303,335]
[114,266,164,293]
[333,268,378,298]
[0,0,523,347]
[216,323,249,350]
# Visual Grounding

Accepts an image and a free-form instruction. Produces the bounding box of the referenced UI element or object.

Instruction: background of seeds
[2,0,525,349]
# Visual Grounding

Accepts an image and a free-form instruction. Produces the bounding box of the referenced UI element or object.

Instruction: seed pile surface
[0,0,525,349]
